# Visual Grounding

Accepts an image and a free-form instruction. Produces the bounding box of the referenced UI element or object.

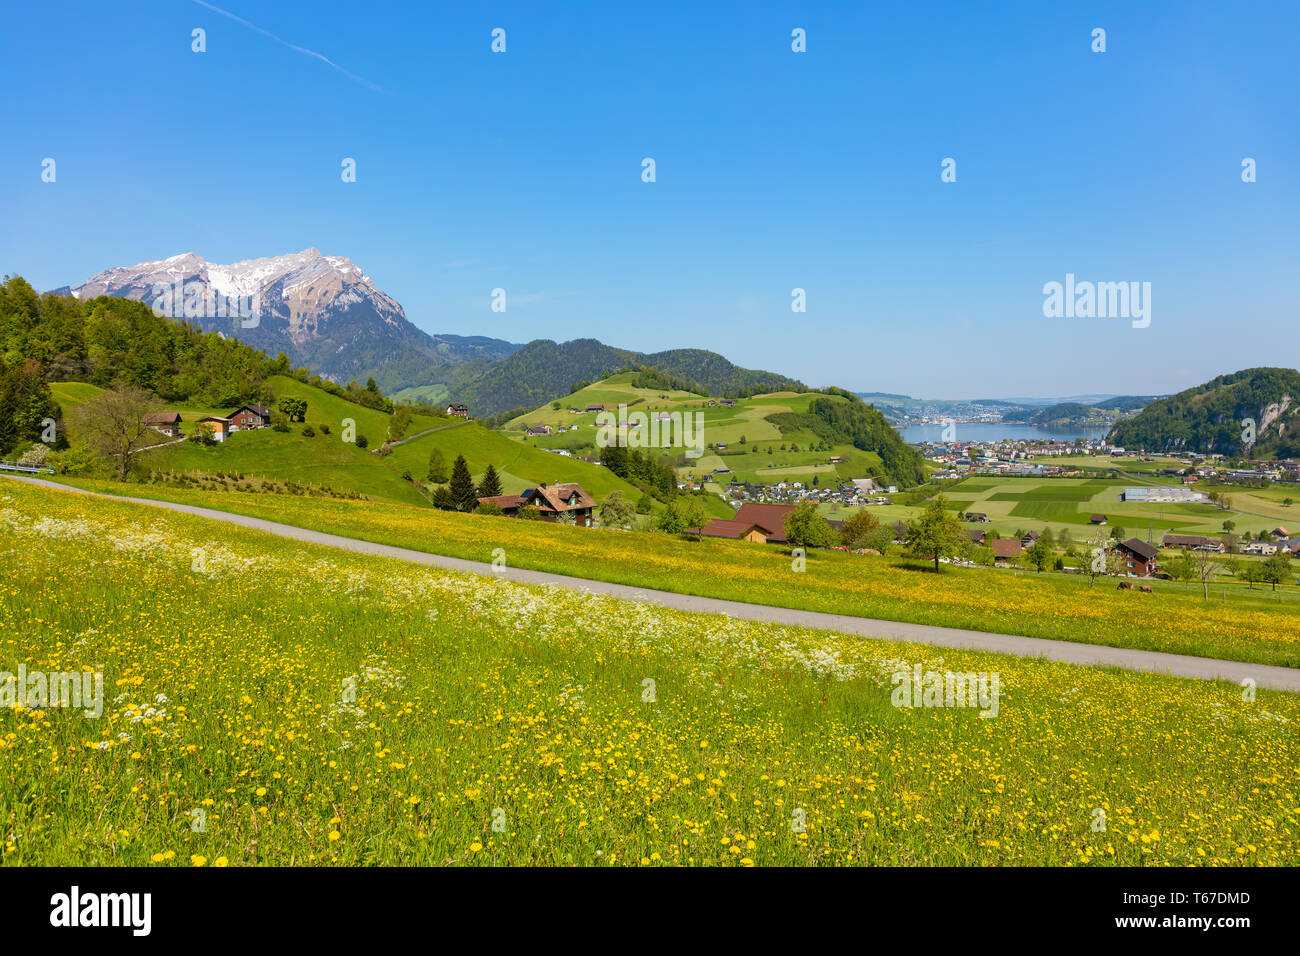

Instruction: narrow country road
[383,418,470,448]
[7,474,1300,692]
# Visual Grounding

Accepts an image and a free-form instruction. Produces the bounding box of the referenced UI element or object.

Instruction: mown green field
[1,479,1295,866]
[901,474,1282,541]
[39,478,1300,667]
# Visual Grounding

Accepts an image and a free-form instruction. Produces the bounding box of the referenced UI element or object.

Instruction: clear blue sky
[2,0,1296,398]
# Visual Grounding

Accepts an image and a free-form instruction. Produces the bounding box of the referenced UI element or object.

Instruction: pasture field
[52,382,234,427]
[1,480,1296,866]
[40,478,1300,667]
[1197,482,1300,525]
[910,475,1282,541]
[503,375,891,487]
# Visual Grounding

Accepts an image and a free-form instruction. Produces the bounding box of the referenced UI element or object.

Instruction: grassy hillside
[505,374,899,488]
[54,376,643,505]
[45,479,1300,666]
[3,480,1295,865]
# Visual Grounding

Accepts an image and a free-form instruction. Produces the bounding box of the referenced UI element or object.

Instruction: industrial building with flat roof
[1122,486,1208,503]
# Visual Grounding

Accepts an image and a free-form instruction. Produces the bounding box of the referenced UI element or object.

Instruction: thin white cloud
[190,0,389,94]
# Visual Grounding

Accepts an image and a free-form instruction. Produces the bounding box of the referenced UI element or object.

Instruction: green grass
[503,374,893,488]
[388,383,450,406]
[2,478,1296,866]
[55,377,644,506]
[924,474,1281,541]
[37,477,1300,668]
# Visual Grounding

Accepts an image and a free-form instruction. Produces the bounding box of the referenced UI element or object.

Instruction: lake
[898,423,1111,444]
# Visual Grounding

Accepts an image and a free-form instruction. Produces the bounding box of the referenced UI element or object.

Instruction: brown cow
[1138,585,1153,593]
[1116,581,1134,590]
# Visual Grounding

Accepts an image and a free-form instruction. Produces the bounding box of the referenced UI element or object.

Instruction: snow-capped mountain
[60,249,518,391]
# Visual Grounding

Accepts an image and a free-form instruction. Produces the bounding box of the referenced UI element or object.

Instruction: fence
[0,460,54,475]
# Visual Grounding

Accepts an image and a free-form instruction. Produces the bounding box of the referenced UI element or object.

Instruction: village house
[227,404,270,431]
[1089,514,1108,525]
[991,539,1022,565]
[1162,532,1225,553]
[1115,538,1160,577]
[689,519,769,543]
[731,502,796,543]
[526,424,553,437]
[141,412,183,438]
[445,403,469,418]
[476,482,596,527]
[196,416,231,442]
[1242,541,1278,556]
[584,403,605,413]
[1270,526,1290,541]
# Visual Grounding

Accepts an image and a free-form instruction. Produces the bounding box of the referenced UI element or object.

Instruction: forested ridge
[1107,367,1300,457]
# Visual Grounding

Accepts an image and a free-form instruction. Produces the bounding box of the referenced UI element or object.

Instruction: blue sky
[2,0,1296,398]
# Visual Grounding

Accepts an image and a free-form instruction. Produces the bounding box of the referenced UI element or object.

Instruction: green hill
[52,376,644,506]
[1107,367,1300,457]
[502,374,925,489]
[454,338,805,417]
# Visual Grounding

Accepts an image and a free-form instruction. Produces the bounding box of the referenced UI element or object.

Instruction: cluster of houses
[1113,529,1300,577]
[1161,527,1300,556]
[970,524,1300,577]
[718,477,897,509]
[922,441,1300,487]
[923,438,1112,477]
[526,422,581,437]
[141,404,271,443]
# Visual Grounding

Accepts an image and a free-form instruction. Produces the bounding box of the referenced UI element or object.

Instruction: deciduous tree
[905,496,964,571]
[68,385,159,481]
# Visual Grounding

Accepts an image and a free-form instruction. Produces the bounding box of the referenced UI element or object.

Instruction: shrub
[301,425,315,437]
[355,435,369,449]
[17,443,51,466]
[320,423,331,435]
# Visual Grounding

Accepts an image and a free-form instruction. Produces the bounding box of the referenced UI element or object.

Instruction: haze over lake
[898,423,1110,444]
